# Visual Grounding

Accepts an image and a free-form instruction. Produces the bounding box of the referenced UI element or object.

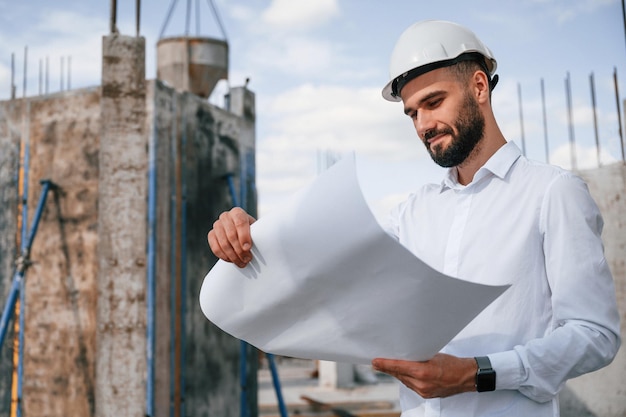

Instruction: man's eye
[428,99,442,108]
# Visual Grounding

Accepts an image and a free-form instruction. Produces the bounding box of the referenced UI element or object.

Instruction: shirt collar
[440,141,522,191]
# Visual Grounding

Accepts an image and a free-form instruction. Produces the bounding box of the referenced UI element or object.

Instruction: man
[207,20,621,416]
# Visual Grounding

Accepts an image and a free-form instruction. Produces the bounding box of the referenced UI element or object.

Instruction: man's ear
[473,71,490,104]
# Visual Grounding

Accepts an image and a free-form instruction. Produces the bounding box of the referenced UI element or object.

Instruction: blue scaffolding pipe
[145,93,158,417]
[267,353,288,417]
[17,265,25,417]
[239,340,249,417]
[226,174,249,417]
[0,180,54,349]
[0,273,21,349]
[239,155,247,211]
[0,179,57,417]
[226,175,237,208]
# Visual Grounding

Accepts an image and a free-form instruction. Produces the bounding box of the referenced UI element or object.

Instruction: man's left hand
[372,353,478,398]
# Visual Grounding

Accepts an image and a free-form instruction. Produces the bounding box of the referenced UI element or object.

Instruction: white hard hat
[382,20,498,102]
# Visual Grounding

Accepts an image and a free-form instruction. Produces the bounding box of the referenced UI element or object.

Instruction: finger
[207,228,230,260]
[219,211,252,264]
[210,217,248,267]
[372,358,410,374]
[230,207,255,252]
[208,227,247,267]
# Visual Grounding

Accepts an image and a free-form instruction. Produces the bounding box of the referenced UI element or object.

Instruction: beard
[424,91,485,168]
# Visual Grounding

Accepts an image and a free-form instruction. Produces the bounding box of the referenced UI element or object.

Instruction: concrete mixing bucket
[157,37,228,98]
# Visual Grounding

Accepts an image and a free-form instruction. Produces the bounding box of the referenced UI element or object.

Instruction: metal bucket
[157,36,228,98]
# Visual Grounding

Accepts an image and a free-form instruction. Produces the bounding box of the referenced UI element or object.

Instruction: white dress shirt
[384,141,621,417]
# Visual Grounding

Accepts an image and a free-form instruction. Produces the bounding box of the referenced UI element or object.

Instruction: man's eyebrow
[403,90,446,116]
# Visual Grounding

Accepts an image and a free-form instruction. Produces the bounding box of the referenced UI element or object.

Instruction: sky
[0,0,625,219]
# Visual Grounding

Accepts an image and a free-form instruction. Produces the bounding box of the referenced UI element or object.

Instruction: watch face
[477,368,496,392]
[475,357,496,392]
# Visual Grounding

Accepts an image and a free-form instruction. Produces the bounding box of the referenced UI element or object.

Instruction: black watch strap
[475,356,496,392]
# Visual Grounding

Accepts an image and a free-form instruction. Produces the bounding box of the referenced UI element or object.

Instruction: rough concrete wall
[96,34,147,417]
[182,95,252,417]
[0,99,21,416]
[563,163,626,417]
[148,80,253,417]
[0,89,101,417]
[24,91,100,416]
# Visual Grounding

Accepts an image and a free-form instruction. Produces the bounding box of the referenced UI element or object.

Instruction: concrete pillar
[96,34,148,417]
[319,361,355,389]
[227,86,255,125]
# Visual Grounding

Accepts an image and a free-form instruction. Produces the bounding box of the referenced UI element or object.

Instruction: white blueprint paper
[199,157,509,365]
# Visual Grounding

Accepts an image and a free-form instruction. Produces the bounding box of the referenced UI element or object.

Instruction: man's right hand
[207,207,257,268]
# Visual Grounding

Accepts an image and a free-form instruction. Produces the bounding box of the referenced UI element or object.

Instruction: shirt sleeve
[489,172,621,402]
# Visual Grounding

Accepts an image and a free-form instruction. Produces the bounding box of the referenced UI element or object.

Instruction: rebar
[590,73,601,167]
[541,78,550,164]
[565,72,577,170]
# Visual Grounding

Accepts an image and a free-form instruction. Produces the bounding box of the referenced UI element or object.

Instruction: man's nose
[416,112,436,140]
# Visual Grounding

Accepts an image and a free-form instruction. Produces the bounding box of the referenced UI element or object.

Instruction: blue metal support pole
[267,353,288,417]
[226,175,238,208]
[146,97,158,417]
[1,179,56,417]
[239,340,249,417]
[0,180,54,349]
[0,278,21,348]
[226,174,250,417]
[16,263,25,417]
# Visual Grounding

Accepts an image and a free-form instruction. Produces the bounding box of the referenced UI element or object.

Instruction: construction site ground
[258,358,401,417]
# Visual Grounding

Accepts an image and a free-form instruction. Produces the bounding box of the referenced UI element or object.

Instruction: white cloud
[244,36,335,78]
[37,10,106,36]
[227,4,258,22]
[263,83,421,160]
[550,142,618,170]
[261,0,340,31]
[257,148,315,191]
[256,146,318,216]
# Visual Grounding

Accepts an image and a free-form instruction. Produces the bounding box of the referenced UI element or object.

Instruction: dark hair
[447,59,484,82]
[446,58,498,99]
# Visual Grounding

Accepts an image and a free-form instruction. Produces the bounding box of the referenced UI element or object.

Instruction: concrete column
[96,34,148,417]
[319,361,355,389]
[227,86,255,126]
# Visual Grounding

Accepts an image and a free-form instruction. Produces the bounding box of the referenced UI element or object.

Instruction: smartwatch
[475,356,496,392]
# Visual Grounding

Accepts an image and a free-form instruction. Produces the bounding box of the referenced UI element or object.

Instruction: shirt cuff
[488,350,524,391]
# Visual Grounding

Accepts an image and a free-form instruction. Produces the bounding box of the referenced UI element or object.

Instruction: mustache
[423,127,454,142]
